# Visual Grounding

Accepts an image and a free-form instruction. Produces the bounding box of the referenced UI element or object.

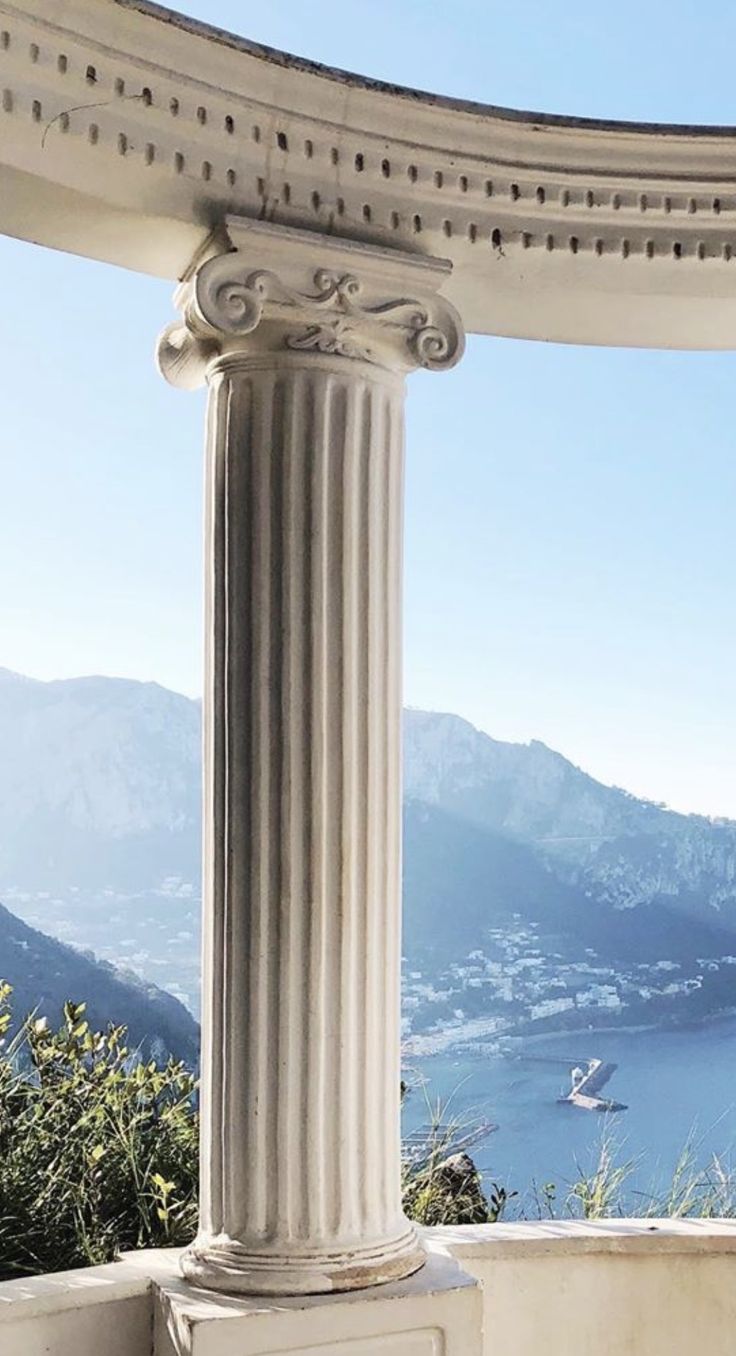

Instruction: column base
[180,1225,426,1296]
[144,1243,482,1356]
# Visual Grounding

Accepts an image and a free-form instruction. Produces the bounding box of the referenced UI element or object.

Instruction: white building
[529,997,575,1021]
[577,985,622,1009]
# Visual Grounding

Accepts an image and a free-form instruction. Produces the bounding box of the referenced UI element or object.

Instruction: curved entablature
[2,0,736,347]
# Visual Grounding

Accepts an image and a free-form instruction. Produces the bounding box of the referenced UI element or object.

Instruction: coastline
[402,1005,736,1204]
[506,1005,736,1048]
[403,1005,736,1060]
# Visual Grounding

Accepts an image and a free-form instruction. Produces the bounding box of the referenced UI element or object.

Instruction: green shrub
[0,983,198,1280]
[0,988,498,1279]
[4,985,733,1283]
[564,1129,736,1221]
[400,1086,516,1226]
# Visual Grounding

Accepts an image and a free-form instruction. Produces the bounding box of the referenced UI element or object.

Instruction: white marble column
[158,219,464,1297]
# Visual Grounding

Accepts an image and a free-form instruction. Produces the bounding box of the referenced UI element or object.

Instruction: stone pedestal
[146,1246,482,1356]
[158,219,463,1296]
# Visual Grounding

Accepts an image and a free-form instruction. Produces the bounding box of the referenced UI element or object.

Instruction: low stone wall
[434,1219,736,1356]
[2,1222,736,1355]
[0,1258,152,1356]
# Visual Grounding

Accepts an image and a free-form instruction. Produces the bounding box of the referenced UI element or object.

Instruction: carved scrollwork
[286,318,374,361]
[159,237,464,387]
[190,266,357,338]
[409,320,457,370]
[155,320,220,391]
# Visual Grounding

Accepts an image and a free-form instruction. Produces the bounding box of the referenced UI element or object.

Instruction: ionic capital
[157,218,465,388]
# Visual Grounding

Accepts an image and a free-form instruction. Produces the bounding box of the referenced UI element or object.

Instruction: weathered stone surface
[3,2,736,344]
[160,223,463,1296]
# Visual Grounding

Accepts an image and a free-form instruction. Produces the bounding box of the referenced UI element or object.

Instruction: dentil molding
[3,0,736,344]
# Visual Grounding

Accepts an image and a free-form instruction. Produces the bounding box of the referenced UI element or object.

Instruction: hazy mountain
[0,668,200,889]
[404,707,663,841]
[0,901,198,1062]
[3,668,736,1037]
[403,799,735,963]
[7,668,735,914]
[404,708,736,931]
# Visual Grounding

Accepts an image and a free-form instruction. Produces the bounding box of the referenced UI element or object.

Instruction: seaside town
[401,916,736,1056]
[8,883,736,1054]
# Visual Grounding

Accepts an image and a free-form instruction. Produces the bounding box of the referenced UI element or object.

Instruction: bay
[401,1017,736,1210]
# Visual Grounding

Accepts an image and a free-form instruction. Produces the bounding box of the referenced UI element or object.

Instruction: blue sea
[401,1018,736,1209]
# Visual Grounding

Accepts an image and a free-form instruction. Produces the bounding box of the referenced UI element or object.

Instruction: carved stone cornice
[156,219,464,387]
[4,2,736,345]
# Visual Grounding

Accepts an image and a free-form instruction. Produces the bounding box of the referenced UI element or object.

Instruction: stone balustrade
[3,1222,736,1356]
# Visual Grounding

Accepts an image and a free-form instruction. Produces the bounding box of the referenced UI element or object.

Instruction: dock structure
[402,1118,497,1166]
[558,1059,627,1113]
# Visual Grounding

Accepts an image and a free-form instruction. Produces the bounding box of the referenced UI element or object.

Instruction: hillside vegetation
[1,992,733,1281]
[0,901,198,1063]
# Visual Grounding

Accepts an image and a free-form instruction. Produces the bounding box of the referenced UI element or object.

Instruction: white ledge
[2,1219,736,1315]
[2,1226,736,1356]
[114,1,736,137]
[428,1217,736,1259]
[3,0,736,345]
[0,1257,151,1322]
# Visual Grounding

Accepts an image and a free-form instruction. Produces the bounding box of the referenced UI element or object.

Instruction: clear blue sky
[2,0,736,818]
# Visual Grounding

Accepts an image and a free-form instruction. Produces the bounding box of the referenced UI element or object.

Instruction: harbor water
[401,1017,736,1208]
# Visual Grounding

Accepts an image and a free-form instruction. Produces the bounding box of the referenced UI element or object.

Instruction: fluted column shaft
[195,352,411,1292]
[158,219,464,1296]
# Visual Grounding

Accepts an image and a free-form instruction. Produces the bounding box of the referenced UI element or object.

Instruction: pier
[402,1118,497,1166]
[558,1059,627,1113]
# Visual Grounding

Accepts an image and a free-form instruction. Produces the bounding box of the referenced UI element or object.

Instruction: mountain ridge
[3,666,736,1039]
[403,706,736,927]
[0,899,198,1062]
